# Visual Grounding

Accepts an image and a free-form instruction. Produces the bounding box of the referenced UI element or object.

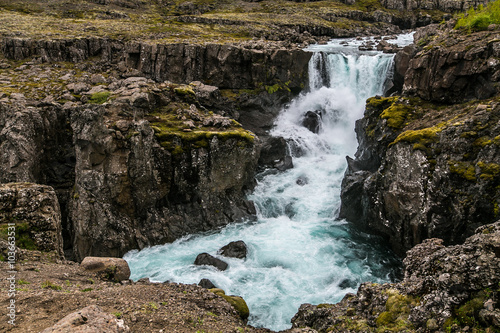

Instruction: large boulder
[210,288,250,321]
[218,240,248,259]
[194,253,228,271]
[41,305,129,333]
[80,257,131,282]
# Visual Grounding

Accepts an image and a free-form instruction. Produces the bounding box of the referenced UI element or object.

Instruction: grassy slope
[0,0,442,43]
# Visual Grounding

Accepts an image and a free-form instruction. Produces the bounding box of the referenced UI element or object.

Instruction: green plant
[455,1,500,32]
[41,280,62,290]
[88,91,110,104]
[18,279,30,285]
[81,287,93,292]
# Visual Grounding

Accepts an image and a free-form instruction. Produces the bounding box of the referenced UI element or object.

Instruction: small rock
[484,299,495,311]
[426,318,439,330]
[194,253,228,271]
[199,278,217,289]
[91,74,107,85]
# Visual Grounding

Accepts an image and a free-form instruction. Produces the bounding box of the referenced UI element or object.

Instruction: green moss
[317,303,333,309]
[174,85,195,96]
[0,222,38,250]
[391,126,442,147]
[375,290,418,332]
[473,136,493,147]
[88,91,110,104]
[448,160,476,181]
[478,161,500,180]
[380,103,413,129]
[366,96,398,110]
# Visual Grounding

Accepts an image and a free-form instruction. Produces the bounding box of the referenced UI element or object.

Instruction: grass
[455,0,500,31]
[41,280,62,290]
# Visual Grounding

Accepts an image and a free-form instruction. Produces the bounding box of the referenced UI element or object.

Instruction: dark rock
[218,240,248,259]
[296,175,308,185]
[292,222,500,332]
[301,110,322,133]
[199,278,217,289]
[258,136,292,171]
[194,253,228,271]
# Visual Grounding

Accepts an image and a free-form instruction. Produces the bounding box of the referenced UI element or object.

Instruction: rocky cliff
[0,47,290,259]
[340,24,500,256]
[292,221,500,332]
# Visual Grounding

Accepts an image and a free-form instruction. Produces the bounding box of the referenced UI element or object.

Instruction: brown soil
[0,250,273,333]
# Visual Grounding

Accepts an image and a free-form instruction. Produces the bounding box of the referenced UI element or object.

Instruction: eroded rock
[80,257,131,282]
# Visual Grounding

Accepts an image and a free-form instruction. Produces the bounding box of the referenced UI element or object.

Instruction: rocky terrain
[1,0,500,332]
[340,22,500,256]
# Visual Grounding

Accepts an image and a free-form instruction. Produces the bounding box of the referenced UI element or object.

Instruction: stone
[0,183,63,256]
[198,278,217,289]
[218,240,248,259]
[209,288,250,321]
[194,253,228,271]
[40,305,129,332]
[80,257,131,282]
[301,110,322,133]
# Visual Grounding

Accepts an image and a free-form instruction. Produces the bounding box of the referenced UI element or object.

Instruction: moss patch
[88,91,110,104]
[375,289,418,332]
[380,103,413,129]
[0,222,38,250]
[448,160,476,181]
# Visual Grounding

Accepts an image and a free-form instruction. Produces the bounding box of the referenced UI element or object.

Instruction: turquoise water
[124,34,412,331]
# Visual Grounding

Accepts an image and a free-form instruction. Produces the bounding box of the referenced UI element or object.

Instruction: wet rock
[199,278,217,289]
[292,221,500,332]
[210,288,250,321]
[276,155,294,171]
[338,279,357,289]
[40,305,129,332]
[80,257,131,282]
[296,175,308,186]
[258,136,291,171]
[218,240,248,259]
[301,110,322,133]
[194,253,228,271]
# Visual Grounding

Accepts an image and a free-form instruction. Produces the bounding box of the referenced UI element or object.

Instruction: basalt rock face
[381,0,490,12]
[292,222,500,332]
[0,69,260,260]
[340,27,500,257]
[0,37,311,135]
[403,24,500,103]
[0,183,64,256]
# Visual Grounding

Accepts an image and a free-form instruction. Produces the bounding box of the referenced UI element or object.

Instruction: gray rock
[0,183,64,256]
[80,256,131,281]
[40,305,129,332]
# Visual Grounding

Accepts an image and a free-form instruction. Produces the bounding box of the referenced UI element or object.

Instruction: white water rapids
[124,33,414,331]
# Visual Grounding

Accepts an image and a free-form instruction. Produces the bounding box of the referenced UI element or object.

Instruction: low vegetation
[455,0,500,31]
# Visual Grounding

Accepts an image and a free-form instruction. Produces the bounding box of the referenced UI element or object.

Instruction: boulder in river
[301,110,322,133]
[194,253,228,271]
[218,240,248,259]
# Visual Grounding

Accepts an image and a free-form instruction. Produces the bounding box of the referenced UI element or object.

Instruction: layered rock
[340,26,500,256]
[0,65,262,260]
[381,0,490,12]
[291,221,500,332]
[0,183,63,256]
[403,24,500,103]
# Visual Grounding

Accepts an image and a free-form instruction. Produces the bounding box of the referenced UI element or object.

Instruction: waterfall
[124,34,413,331]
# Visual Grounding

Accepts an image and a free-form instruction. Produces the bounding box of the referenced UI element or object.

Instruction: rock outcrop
[340,26,500,256]
[0,58,263,260]
[0,183,63,256]
[381,0,490,12]
[291,221,500,332]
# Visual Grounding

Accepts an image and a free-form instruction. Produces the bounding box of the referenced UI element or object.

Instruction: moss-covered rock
[209,288,249,320]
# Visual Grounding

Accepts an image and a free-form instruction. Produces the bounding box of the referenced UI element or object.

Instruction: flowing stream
[124,33,414,331]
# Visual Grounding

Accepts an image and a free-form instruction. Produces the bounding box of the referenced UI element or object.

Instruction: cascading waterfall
[124,34,414,331]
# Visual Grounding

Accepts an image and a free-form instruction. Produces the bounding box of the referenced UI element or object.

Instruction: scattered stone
[40,305,129,333]
[218,240,248,259]
[296,176,308,186]
[194,253,228,271]
[199,278,217,289]
[80,257,131,282]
